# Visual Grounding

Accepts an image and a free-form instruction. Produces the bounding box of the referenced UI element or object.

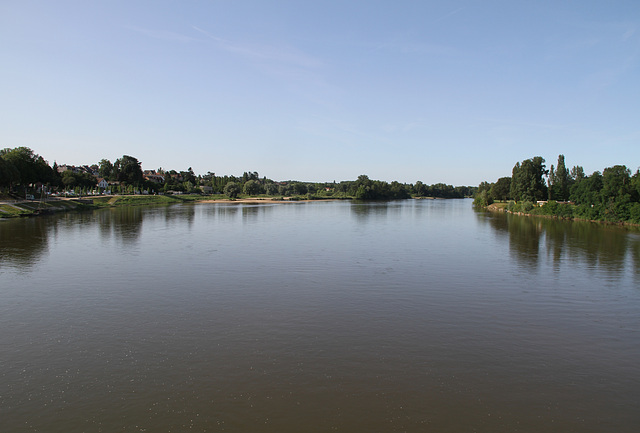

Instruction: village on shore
[0,147,475,218]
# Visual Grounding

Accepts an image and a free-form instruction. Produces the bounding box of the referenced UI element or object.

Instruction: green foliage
[243,179,262,195]
[602,165,633,201]
[98,159,114,180]
[507,201,534,213]
[481,157,640,225]
[114,155,144,185]
[61,170,97,189]
[510,156,548,202]
[0,147,55,187]
[224,182,241,198]
[264,183,279,195]
[570,171,602,204]
[0,154,20,189]
[413,180,427,196]
[473,190,493,207]
[292,182,308,195]
[548,154,570,201]
[489,177,511,201]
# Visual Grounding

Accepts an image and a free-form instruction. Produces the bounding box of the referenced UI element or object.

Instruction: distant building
[143,171,166,183]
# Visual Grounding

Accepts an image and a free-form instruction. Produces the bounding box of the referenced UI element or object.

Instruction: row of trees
[0,148,148,193]
[97,156,144,185]
[1,146,476,200]
[0,147,58,188]
[475,155,640,223]
[218,175,475,200]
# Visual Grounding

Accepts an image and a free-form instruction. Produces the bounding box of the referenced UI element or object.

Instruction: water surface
[1,200,639,432]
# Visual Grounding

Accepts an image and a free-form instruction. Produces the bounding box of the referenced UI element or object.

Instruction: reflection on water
[103,207,144,245]
[478,209,640,279]
[0,217,50,271]
[2,201,640,432]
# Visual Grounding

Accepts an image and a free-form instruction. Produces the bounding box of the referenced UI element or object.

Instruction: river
[1,199,639,432]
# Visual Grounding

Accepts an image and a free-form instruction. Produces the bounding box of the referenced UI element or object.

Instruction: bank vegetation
[474,155,640,225]
[0,147,476,217]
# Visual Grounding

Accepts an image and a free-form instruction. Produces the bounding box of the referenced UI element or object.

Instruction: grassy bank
[1,192,423,219]
[90,194,202,207]
[0,193,321,218]
[484,200,640,227]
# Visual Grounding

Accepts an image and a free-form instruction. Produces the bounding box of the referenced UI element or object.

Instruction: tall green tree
[556,155,569,200]
[0,155,20,189]
[550,154,570,201]
[224,182,240,198]
[113,155,143,185]
[601,165,633,201]
[570,171,602,205]
[570,165,585,181]
[489,177,511,201]
[0,147,55,187]
[413,181,427,197]
[98,159,114,179]
[243,179,262,195]
[510,156,548,202]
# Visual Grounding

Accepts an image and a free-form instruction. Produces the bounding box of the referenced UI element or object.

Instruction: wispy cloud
[191,25,336,108]
[128,26,195,43]
[375,40,456,56]
[192,25,323,69]
[436,7,464,23]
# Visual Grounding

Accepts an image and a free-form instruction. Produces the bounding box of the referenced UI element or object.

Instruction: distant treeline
[475,154,640,224]
[0,147,475,200]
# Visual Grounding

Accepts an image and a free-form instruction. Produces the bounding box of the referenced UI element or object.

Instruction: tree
[555,155,569,201]
[510,156,548,202]
[0,155,20,189]
[98,159,114,179]
[489,177,511,201]
[570,171,603,205]
[243,179,262,195]
[473,189,493,207]
[352,175,373,199]
[180,167,196,185]
[602,165,632,201]
[265,183,279,195]
[113,155,143,185]
[413,181,427,197]
[570,165,585,182]
[0,147,55,187]
[224,182,240,198]
[390,181,410,199]
[61,171,77,188]
[548,155,569,201]
[633,170,640,199]
[61,170,99,190]
[292,182,308,195]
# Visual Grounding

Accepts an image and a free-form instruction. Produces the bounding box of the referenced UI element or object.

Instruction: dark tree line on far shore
[475,154,640,224]
[0,147,476,200]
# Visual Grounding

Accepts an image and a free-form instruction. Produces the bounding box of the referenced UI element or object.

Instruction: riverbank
[0,194,345,218]
[484,202,640,229]
[0,193,462,219]
[0,197,93,218]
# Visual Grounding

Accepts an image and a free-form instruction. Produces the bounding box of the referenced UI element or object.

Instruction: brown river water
[1,199,639,432]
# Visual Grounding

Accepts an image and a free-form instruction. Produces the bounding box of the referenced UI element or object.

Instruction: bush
[473,190,493,207]
[223,182,240,198]
[507,201,534,213]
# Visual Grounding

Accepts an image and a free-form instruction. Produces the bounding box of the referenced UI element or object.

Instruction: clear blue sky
[1,1,639,185]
